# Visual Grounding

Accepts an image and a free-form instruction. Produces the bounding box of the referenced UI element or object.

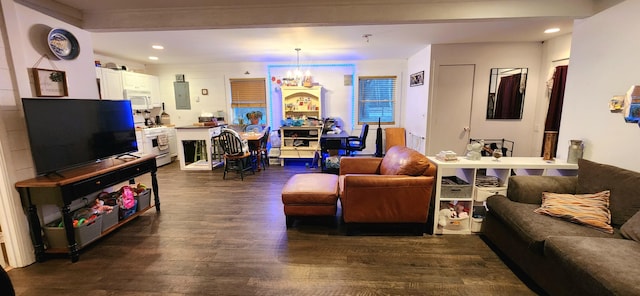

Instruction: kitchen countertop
[176,125,222,129]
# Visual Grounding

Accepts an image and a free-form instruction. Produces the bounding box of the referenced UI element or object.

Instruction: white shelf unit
[279,86,323,164]
[281,86,322,120]
[279,126,322,165]
[427,157,579,235]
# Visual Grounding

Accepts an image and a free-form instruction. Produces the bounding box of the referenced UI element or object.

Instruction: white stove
[138,126,172,167]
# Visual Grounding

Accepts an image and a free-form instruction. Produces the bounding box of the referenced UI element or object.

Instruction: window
[357,76,396,124]
[230,78,267,125]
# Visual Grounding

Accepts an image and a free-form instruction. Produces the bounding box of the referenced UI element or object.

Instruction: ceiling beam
[14,0,83,27]
[17,0,606,32]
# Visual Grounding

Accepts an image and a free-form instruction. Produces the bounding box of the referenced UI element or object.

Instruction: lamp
[285,48,311,86]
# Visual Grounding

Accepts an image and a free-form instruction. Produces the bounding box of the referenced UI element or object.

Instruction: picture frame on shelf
[410,71,424,87]
[32,68,68,97]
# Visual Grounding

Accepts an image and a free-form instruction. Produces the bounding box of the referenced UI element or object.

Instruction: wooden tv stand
[15,155,160,263]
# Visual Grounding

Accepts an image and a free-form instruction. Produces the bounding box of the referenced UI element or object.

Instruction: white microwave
[124,90,151,110]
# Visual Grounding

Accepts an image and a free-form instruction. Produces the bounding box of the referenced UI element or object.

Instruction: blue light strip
[267,63,356,128]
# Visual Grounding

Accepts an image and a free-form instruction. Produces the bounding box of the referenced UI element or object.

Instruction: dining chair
[257,126,271,170]
[217,128,255,180]
[346,123,369,155]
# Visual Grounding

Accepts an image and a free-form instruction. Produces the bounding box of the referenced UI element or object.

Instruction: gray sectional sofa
[482,159,640,296]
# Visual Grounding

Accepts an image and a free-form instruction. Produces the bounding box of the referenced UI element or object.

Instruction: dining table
[239,128,268,171]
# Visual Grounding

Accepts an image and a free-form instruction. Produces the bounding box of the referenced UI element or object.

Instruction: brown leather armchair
[338,146,435,234]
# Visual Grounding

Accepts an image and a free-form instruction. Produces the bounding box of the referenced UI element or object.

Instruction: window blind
[358,76,396,124]
[230,78,266,107]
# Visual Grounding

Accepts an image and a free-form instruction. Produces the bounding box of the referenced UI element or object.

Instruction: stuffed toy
[466,140,483,160]
[91,198,113,214]
[438,208,454,227]
[119,186,136,210]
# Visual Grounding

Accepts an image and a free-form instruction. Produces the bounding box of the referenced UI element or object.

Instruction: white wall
[0,1,105,267]
[533,34,572,156]
[147,59,406,154]
[559,0,640,171]
[429,42,543,156]
[405,46,431,153]
[13,4,99,99]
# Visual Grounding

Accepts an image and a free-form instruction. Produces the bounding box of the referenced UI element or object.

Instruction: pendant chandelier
[285,48,311,86]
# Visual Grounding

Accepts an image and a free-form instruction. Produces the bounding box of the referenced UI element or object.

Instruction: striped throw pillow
[534,191,613,234]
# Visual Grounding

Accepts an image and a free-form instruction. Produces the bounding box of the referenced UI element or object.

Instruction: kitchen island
[175,125,222,170]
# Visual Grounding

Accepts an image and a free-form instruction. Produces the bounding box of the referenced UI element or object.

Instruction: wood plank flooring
[7,161,538,295]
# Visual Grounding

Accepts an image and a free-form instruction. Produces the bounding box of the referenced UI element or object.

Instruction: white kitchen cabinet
[122,71,151,92]
[121,71,161,108]
[168,127,178,157]
[148,75,162,108]
[427,157,579,235]
[96,68,124,100]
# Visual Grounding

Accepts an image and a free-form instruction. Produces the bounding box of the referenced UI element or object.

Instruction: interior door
[427,64,475,156]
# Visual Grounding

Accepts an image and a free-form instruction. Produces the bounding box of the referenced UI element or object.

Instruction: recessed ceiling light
[544,28,560,34]
[148,56,159,60]
[152,45,164,50]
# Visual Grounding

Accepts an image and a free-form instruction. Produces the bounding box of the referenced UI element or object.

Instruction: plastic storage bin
[44,215,103,249]
[444,216,469,231]
[474,186,507,202]
[136,189,151,211]
[441,176,472,199]
[119,199,138,220]
[471,218,483,232]
[101,204,119,233]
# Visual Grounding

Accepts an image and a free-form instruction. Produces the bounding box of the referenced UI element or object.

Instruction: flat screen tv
[22,98,138,176]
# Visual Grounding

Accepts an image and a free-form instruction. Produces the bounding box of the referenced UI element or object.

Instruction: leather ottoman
[281,173,339,227]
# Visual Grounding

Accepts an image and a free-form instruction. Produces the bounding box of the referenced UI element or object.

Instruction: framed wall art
[32,68,68,97]
[410,71,424,87]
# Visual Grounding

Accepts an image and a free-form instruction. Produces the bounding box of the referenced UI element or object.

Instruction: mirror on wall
[487,68,528,119]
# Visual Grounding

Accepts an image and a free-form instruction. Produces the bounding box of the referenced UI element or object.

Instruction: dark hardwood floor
[7,160,537,295]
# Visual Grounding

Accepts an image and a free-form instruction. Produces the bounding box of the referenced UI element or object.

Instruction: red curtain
[541,65,569,156]
[494,74,523,119]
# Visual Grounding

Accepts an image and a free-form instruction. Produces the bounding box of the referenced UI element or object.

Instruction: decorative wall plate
[47,28,80,60]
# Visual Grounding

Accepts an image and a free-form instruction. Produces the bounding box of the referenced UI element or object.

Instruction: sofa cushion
[379,146,429,176]
[506,175,577,204]
[486,195,618,254]
[534,191,613,233]
[577,159,640,227]
[621,210,640,242]
[544,236,640,296]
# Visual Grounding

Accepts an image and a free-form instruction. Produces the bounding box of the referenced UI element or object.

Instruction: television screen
[22,98,138,175]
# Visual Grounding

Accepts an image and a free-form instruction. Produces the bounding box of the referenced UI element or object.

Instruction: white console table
[427,156,579,235]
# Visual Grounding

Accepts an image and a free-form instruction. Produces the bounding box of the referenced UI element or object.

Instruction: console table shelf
[427,156,578,235]
[15,155,160,262]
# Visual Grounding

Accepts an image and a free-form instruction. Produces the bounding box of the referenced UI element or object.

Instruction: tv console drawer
[70,158,155,198]
[119,159,155,179]
[71,173,119,197]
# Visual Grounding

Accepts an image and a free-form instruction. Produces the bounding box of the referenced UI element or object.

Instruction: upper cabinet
[281,86,322,120]
[148,75,161,108]
[96,68,161,106]
[122,71,151,92]
[96,68,124,100]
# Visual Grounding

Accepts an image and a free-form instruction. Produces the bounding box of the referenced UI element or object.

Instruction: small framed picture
[201,89,209,95]
[410,71,424,87]
[32,68,68,97]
